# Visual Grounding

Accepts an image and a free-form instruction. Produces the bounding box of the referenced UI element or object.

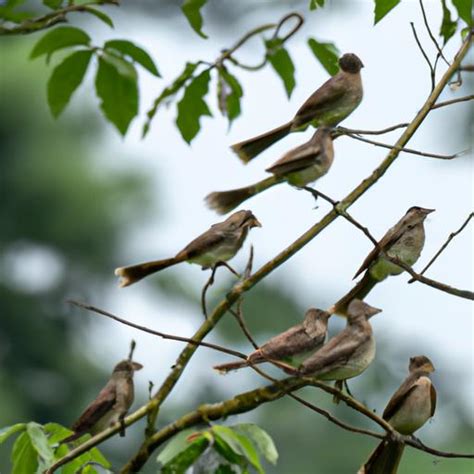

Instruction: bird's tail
[329,272,378,316]
[231,122,293,163]
[115,257,183,287]
[205,176,282,214]
[358,438,405,474]
[214,360,250,373]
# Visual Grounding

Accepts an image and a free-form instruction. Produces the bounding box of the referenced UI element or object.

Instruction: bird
[62,359,143,443]
[231,52,363,163]
[331,207,434,315]
[359,355,436,474]
[206,127,334,214]
[115,210,261,287]
[213,308,330,373]
[296,299,381,379]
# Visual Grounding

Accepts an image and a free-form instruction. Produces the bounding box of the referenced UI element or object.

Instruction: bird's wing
[382,373,418,421]
[300,329,365,374]
[266,141,322,176]
[294,74,347,126]
[72,382,117,433]
[353,220,407,279]
[259,325,308,359]
[178,228,227,260]
[430,383,437,417]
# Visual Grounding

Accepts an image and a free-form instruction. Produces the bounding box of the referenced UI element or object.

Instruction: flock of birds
[66,53,438,473]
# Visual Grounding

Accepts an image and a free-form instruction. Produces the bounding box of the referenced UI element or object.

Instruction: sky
[66,0,473,431]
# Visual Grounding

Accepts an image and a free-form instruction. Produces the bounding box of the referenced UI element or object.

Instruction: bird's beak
[361,61,365,68]
[367,307,382,318]
[251,217,262,228]
[131,362,143,371]
[422,208,435,215]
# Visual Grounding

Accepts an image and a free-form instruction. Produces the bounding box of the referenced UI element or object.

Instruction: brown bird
[359,356,436,474]
[206,127,334,214]
[115,210,261,287]
[62,359,143,443]
[331,206,434,315]
[296,299,381,379]
[214,308,330,373]
[231,53,363,163]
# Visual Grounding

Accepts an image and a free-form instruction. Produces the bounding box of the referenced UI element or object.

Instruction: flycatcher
[231,53,363,162]
[62,359,143,443]
[206,127,334,214]
[115,210,261,287]
[214,308,330,372]
[296,299,381,379]
[331,207,434,315]
[359,355,436,474]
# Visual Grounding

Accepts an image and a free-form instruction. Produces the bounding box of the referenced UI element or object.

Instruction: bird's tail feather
[214,360,250,373]
[329,272,378,316]
[358,438,405,474]
[205,176,282,214]
[115,257,182,287]
[231,122,292,163]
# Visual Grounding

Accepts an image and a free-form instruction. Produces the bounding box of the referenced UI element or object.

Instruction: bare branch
[431,94,474,109]
[410,22,436,91]
[409,212,474,282]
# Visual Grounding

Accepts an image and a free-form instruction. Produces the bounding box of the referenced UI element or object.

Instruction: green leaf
[11,432,38,474]
[217,66,243,124]
[176,69,212,143]
[0,424,26,444]
[309,0,325,10]
[212,426,263,474]
[30,26,90,60]
[373,0,401,24]
[43,0,63,8]
[232,424,278,465]
[83,6,114,28]
[44,422,72,446]
[182,0,208,39]
[452,0,473,25]
[265,39,296,98]
[47,49,93,117]
[307,38,340,76]
[95,54,139,135]
[26,422,55,466]
[104,39,160,76]
[157,429,209,472]
[142,61,198,137]
[440,0,458,44]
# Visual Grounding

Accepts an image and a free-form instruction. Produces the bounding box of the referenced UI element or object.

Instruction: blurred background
[0,0,472,472]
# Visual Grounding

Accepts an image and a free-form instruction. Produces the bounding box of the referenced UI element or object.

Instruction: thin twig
[410,22,436,91]
[418,0,450,67]
[334,124,410,137]
[345,133,460,160]
[68,300,247,360]
[127,340,136,361]
[409,212,474,282]
[431,94,474,109]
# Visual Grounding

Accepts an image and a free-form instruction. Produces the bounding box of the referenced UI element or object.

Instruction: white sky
[71,0,473,431]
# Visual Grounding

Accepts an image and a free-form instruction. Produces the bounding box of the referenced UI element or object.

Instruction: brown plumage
[206,127,334,214]
[115,210,261,287]
[231,53,363,163]
[214,308,330,373]
[331,206,434,315]
[359,356,436,474]
[62,360,143,443]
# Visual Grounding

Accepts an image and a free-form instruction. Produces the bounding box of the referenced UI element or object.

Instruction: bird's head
[403,206,435,227]
[113,360,143,374]
[339,53,364,73]
[347,299,382,321]
[409,355,435,373]
[225,210,262,230]
[305,308,331,324]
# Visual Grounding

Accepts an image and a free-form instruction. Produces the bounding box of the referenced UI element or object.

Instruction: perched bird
[231,53,363,163]
[331,207,434,315]
[62,360,143,443]
[296,299,381,379]
[206,127,334,214]
[214,308,330,372]
[115,210,261,287]
[359,356,436,474]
